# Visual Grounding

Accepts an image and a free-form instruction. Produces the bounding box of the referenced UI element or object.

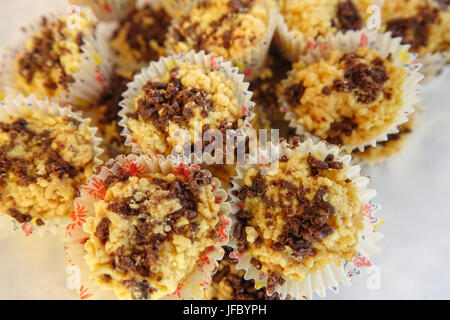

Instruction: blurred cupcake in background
[2,7,112,108]
[276,0,374,61]
[109,1,171,77]
[279,30,422,152]
[165,0,279,80]
[381,0,450,80]
[0,95,102,236]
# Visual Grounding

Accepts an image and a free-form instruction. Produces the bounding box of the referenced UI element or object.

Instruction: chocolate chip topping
[329,116,358,142]
[210,246,281,300]
[6,208,32,224]
[112,5,171,62]
[337,0,363,32]
[94,217,111,245]
[122,279,156,300]
[18,18,79,91]
[134,69,213,135]
[266,271,285,294]
[307,153,343,176]
[386,3,440,52]
[284,82,306,106]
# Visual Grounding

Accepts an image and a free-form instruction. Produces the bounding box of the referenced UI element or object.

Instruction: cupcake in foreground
[353,108,417,164]
[3,8,112,107]
[66,154,231,300]
[119,51,254,157]
[276,0,373,60]
[0,96,101,234]
[279,30,421,151]
[84,70,131,158]
[381,0,450,79]
[228,138,380,299]
[165,0,278,80]
[110,3,171,77]
[204,246,281,300]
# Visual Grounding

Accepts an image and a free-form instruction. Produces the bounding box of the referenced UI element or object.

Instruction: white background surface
[0,0,449,300]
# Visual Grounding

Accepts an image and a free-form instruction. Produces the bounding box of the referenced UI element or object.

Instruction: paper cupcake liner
[160,0,197,18]
[118,49,256,160]
[0,94,104,238]
[226,139,382,299]
[64,153,232,300]
[69,0,136,21]
[0,7,113,109]
[164,0,280,81]
[278,29,423,152]
[418,51,450,83]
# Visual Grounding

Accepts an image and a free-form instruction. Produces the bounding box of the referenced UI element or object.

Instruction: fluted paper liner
[279,29,423,152]
[418,51,450,83]
[64,153,232,300]
[227,139,382,299]
[0,7,113,109]
[118,50,256,158]
[0,95,104,238]
[69,0,136,21]
[164,0,280,81]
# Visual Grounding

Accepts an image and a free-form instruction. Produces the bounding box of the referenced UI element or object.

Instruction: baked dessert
[122,61,247,156]
[382,0,450,57]
[82,163,224,299]
[14,11,96,99]
[280,47,407,150]
[204,246,281,300]
[0,105,97,225]
[110,3,171,77]
[230,138,373,294]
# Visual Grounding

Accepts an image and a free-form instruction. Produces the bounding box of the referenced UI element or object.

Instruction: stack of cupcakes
[0,0,447,300]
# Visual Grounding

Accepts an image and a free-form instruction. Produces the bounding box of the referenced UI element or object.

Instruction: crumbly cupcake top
[353,113,415,162]
[85,71,131,158]
[204,246,281,300]
[279,0,373,39]
[0,106,95,223]
[15,12,95,99]
[166,0,268,61]
[282,47,407,148]
[126,62,243,155]
[382,0,450,56]
[110,5,171,66]
[83,167,221,300]
[232,143,364,289]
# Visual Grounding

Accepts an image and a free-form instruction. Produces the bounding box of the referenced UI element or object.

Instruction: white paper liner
[278,29,423,152]
[0,7,113,109]
[0,94,104,238]
[226,139,382,299]
[64,153,232,300]
[418,51,450,83]
[164,0,280,81]
[118,49,256,159]
[69,0,136,21]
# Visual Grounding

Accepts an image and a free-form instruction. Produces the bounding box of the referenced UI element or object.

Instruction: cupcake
[66,154,231,300]
[119,51,254,158]
[279,29,422,151]
[110,3,171,77]
[3,8,112,107]
[203,246,281,300]
[165,0,278,80]
[69,0,136,21]
[277,0,374,60]
[381,0,450,79]
[228,138,380,298]
[352,108,417,164]
[84,70,132,159]
[0,96,102,234]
